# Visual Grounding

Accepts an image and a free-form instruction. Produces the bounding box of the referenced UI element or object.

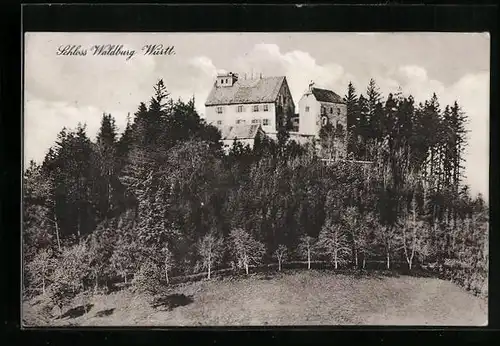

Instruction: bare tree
[341,206,361,268]
[161,246,174,284]
[399,195,429,271]
[376,223,398,270]
[229,228,265,275]
[317,219,351,269]
[359,212,377,269]
[274,244,288,271]
[197,232,224,279]
[297,235,316,270]
[26,248,55,295]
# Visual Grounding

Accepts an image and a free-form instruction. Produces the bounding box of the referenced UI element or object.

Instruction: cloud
[378,66,489,199]
[24,33,158,113]
[447,72,489,199]
[24,92,132,166]
[234,43,353,104]
[24,33,221,164]
[24,36,489,198]
[233,47,488,198]
[398,65,429,83]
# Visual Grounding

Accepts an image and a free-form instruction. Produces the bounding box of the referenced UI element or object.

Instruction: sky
[24,32,490,199]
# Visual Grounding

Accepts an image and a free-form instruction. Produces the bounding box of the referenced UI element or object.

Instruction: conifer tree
[94,113,119,220]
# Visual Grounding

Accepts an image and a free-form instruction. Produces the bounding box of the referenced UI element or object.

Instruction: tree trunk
[54,213,61,252]
[386,251,390,270]
[124,273,127,284]
[208,262,211,280]
[107,177,111,216]
[164,254,169,284]
[245,262,249,275]
[83,292,88,314]
[42,275,46,295]
[278,259,281,271]
[403,239,411,270]
[334,251,338,270]
[362,256,366,269]
[307,249,311,270]
[410,246,415,271]
[355,249,358,268]
[77,207,81,240]
[94,272,98,293]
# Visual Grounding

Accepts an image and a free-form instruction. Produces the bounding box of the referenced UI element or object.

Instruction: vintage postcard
[22,32,489,327]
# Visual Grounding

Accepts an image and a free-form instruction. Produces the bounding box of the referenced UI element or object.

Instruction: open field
[22,270,487,326]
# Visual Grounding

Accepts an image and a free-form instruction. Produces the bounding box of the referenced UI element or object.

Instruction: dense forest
[23,79,488,313]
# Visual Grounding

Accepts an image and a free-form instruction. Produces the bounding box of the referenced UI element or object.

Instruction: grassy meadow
[22,269,487,327]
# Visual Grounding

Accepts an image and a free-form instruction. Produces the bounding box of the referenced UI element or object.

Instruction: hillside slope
[23,270,487,326]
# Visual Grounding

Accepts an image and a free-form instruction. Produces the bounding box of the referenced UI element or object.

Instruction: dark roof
[221,124,263,140]
[205,76,286,106]
[311,87,345,104]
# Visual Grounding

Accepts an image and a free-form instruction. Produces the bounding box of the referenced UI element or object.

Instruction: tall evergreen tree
[345,82,359,157]
[93,113,119,220]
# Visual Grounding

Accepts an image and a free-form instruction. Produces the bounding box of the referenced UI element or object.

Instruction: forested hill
[23,79,488,307]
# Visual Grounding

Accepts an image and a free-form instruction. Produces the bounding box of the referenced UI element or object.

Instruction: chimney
[308,81,315,93]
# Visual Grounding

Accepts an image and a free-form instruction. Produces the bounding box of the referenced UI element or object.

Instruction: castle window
[322,116,328,126]
[216,106,223,114]
[263,104,269,112]
[252,119,261,124]
[236,119,246,125]
[305,106,310,112]
[337,108,341,115]
[330,107,333,114]
[217,120,222,125]
[263,119,270,126]
[253,105,259,112]
[237,105,243,112]
[321,106,326,115]
[336,121,343,132]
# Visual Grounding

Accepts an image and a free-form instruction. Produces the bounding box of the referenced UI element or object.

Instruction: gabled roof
[205,76,286,106]
[311,87,345,104]
[220,124,263,140]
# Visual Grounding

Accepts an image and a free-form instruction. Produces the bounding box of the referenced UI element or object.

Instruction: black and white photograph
[22,32,489,327]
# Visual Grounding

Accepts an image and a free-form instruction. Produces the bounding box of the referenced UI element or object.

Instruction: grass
[22,270,487,326]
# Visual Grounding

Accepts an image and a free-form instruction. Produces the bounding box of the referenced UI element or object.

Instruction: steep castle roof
[205,76,286,106]
[220,124,263,140]
[311,87,345,104]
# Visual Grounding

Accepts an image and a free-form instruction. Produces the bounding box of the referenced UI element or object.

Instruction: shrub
[131,260,163,299]
[24,248,57,297]
[48,243,91,317]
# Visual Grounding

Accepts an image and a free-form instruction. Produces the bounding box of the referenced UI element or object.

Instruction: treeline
[23,79,488,314]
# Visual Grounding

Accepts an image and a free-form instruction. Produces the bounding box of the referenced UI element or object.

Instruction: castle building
[298,82,347,137]
[204,72,295,140]
[205,73,347,157]
[220,124,266,153]
[298,82,348,159]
